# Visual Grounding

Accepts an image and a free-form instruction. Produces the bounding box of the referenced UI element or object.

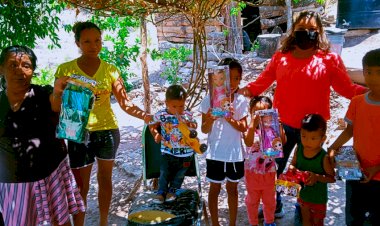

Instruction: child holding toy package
[149,85,197,204]
[200,58,249,226]
[244,96,285,226]
[328,48,380,226]
[289,114,335,226]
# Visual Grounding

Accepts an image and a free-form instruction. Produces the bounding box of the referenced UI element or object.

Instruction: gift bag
[56,79,95,143]
[256,109,283,158]
[335,146,363,180]
[208,66,231,117]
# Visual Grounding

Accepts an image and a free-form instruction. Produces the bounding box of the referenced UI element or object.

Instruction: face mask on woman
[294,30,318,50]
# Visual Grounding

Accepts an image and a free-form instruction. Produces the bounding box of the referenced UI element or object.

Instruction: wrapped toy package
[276,170,309,197]
[335,146,363,180]
[56,77,95,143]
[256,109,283,158]
[208,65,231,117]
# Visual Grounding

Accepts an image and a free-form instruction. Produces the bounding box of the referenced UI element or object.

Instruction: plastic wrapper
[256,109,283,158]
[208,66,231,117]
[335,146,363,180]
[276,170,309,197]
[56,79,95,143]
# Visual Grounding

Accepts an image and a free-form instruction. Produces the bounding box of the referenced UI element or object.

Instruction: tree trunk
[140,16,151,114]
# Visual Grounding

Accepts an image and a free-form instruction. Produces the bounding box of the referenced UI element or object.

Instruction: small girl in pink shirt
[244,96,285,226]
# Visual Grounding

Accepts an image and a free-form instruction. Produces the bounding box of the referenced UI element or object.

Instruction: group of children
[149,48,380,226]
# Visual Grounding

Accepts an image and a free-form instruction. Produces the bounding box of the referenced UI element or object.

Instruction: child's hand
[253,140,260,151]
[287,165,296,174]
[305,171,317,186]
[153,133,162,144]
[144,114,154,124]
[327,148,337,168]
[186,121,197,129]
[205,109,217,123]
[361,165,380,183]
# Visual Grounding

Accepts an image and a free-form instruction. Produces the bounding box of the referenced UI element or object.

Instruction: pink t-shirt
[247,51,367,128]
[345,93,380,181]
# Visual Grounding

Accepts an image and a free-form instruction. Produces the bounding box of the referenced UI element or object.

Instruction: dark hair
[301,114,327,135]
[0,45,37,70]
[165,84,187,101]
[249,96,272,111]
[218,57,243,76]
[279,11,330,53]
[72,21,101,42]
[362,48,380,68]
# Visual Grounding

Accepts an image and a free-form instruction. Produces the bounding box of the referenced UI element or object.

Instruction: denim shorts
[68,129,120,168]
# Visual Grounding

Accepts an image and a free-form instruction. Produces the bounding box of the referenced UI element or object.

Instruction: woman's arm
[239,53,279,97]
[330,58,368,99]
[112,77,151,123]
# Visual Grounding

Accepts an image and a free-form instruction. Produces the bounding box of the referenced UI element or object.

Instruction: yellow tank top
[54,59,120,131]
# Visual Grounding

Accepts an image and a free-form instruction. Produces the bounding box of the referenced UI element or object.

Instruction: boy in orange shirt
[329,48,380,225]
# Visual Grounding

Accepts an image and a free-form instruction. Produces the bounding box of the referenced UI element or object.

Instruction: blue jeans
[158,153,193,194]
[346,180,380,226]
[275,124,300,206]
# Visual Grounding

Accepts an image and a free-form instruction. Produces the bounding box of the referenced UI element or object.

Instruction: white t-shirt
[199,93,249,162]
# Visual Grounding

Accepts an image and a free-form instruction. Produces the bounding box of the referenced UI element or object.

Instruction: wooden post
[286,0,292,32]
[140,16,151,114]
[225,2,243,54]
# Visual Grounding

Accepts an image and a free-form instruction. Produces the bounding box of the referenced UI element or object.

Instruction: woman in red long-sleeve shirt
[239,11,367,217]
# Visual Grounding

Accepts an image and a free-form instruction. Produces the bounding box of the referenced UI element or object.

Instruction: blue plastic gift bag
[56,79,95,143]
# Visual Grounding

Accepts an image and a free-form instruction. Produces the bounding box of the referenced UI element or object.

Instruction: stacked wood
[155,14,225,45]
[259,0,322,32]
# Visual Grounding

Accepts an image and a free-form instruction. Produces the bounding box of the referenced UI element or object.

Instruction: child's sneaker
[165,192,176,202]
[153,194,165,204]
[264,223,276,226]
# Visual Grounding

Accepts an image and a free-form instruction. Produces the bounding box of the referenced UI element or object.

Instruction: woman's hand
[53,76,70,97]
[237,87,252,97]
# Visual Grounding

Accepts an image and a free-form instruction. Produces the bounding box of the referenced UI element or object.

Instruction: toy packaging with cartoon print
[56,76,95,143]
[208,65,231,117]
[335,146,363,180]
[276,170,309,197]
[256,109,283,158]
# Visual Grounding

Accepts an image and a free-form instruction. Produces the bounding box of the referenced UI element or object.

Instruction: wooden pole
[140,15,151,114]
[286,0,292,32]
